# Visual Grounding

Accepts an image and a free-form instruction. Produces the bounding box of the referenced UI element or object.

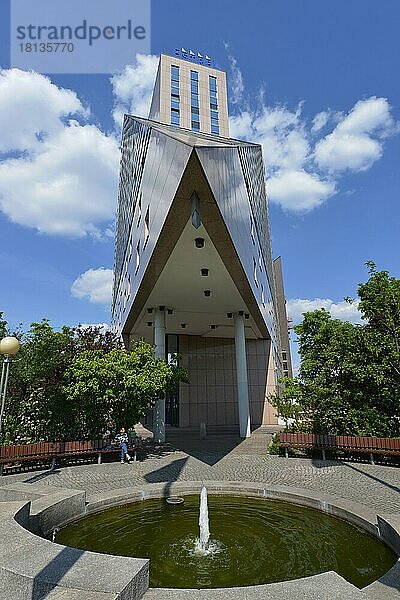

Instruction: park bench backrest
[280,432,400,451]
[0,438,115,459]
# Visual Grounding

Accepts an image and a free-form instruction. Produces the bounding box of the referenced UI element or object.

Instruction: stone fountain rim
[1,480,399,598]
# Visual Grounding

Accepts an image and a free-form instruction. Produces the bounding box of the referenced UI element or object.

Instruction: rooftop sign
[173,47,213,68]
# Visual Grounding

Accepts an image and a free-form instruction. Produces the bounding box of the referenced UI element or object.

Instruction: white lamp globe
[0,336,21,356]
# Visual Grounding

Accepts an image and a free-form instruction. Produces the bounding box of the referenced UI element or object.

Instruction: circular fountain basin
[56,494,396,590]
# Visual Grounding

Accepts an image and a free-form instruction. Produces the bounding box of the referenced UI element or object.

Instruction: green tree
[269,377,304,430]
[0,312,7,339]
[63,342,188,438]
[271,263,400,437]
[2,318,188,443]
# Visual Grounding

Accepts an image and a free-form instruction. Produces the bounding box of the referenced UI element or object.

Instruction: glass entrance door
[165,334,179,426]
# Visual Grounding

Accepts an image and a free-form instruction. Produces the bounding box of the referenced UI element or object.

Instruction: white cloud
[0,68,119,237]
[231,104,336,210]
[111,54,159,130]
[230,104,335,210]
[0,55,161,238]
[0,69,88,153]
[315,97,396,172]
[71,268,113,304]
[335,96,394,136]
[0,123,119,237]
[266,170,335,211]
[315,133,382,172]
[231,104,309,173]
[224,44,245,106]
[287,298,361,324]
[230,111,253,140]
[311,110,330,133]
[228,56,399,212]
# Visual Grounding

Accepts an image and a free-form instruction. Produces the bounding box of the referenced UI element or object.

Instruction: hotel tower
[112,49,292,442]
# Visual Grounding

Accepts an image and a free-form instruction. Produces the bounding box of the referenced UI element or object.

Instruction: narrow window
[261,285,265,306]
[251,217,255,244]
[170,65,180,126]
[191,70,200,131]
[253,257,258,286]
[128,233,132,262]
[136,241,140,273]
[144,207,149,246]
[137,192,142,224]
[209,76,219,134]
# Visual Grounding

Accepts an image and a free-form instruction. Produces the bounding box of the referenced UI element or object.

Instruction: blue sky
[0,0,399,368]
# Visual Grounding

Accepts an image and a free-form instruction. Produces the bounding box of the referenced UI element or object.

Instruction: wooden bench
[0,437,144,476]
[279,433,400,464]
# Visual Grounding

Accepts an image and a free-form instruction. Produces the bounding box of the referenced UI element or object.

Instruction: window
[144,207,149,246]
[253,257,258,286]
[127,275,131,299]
[250,217,255,243]
[136,241,140,273]
[171,108,180,125]
[128,233,132,262]
[209,76,219,135]
[171,65,179,81]
[259,251,263,271]
[170,65,180,126]
[137,192,142,224]
[190,70,201,131]
[261,285,265,306]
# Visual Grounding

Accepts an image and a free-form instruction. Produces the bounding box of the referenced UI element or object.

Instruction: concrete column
[234,313,251,438]
[153,308,166,443]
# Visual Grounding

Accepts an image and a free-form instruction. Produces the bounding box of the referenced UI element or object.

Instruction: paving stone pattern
[0,428,399,515]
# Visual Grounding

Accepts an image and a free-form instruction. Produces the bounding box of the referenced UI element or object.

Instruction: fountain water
[198,486,210,551]
[193,486,221,557]
[56,494,397,589]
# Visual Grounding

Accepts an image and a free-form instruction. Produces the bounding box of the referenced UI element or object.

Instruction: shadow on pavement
[141,425,244,466]
[343,461,400,494]
[24,469,62,484]
[144,456,189,498]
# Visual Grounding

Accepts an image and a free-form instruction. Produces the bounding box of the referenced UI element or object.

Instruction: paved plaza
[0,427,398,514]
[0,427,399,599]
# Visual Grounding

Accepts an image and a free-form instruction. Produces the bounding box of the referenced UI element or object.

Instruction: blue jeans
[120,442,128,462]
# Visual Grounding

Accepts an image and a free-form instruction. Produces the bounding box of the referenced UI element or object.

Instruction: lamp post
[0,337,21,435]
